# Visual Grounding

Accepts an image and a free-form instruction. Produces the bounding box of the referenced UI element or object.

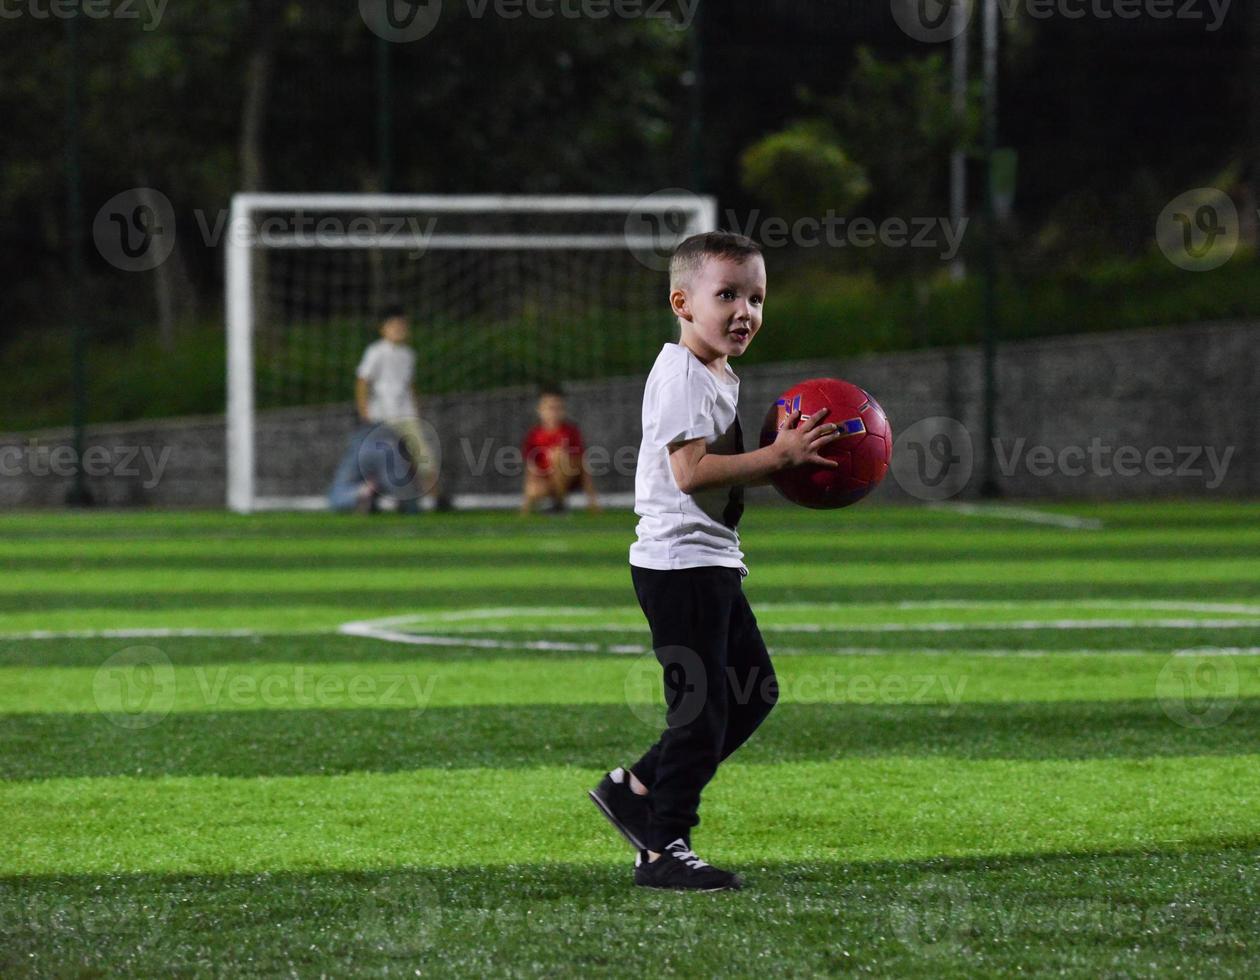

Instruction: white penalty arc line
[928,502,1105,530]
[337,621,644,654]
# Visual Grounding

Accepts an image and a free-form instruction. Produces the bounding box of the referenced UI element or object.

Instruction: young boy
[588,232,841,891]
[355,307,450,510]
[520,387,600,515]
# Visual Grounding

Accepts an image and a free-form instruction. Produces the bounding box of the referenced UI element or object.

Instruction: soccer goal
[225,193,717,513]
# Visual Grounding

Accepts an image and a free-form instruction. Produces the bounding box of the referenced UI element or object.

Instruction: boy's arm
[669,440,786,494]
[355,378,371,421]
[669,408,840,494]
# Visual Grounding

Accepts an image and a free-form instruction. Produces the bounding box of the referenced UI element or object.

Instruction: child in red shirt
[521,387,601,515]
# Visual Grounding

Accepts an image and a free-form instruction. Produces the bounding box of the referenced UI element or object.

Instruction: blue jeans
[328,425,420,513]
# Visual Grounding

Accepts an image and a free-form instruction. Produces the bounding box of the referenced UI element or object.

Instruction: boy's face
[381,316,410,344]
[537,395,565,427]
[671,254,766,361]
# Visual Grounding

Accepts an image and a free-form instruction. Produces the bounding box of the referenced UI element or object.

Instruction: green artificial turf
[2,501,1259,976]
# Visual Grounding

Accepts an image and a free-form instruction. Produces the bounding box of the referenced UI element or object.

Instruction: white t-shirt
[356,340,418,421]
[629,343,746,573]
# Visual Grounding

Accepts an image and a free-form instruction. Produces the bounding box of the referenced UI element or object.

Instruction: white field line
[10,599,1256,647]
[928,502,1105,530]
[772,647,1260,658]
[5,621,1254,661]
[337,621,643,654]
[348,618,1260,636]
[763,618,1260,632]
[887,600,1260,615]
[388,600,1260,625]
[0,627,268,641]
[392,607,597,623]
[341,624,1260,659]
[352,619,1260,634]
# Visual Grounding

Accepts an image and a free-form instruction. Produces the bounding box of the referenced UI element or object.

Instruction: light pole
[65,2,92,507]
[980,0,1001,498]
[950,0,969,282]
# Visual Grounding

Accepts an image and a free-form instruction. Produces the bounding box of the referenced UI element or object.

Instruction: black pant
[628,565,779,851]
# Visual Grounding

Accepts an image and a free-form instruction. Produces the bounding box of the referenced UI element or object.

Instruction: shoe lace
[667,844,710,870]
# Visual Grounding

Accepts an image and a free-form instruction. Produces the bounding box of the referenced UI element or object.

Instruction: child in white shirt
[588,232,841,890]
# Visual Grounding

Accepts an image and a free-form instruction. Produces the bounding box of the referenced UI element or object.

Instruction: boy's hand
[773,407,842,470]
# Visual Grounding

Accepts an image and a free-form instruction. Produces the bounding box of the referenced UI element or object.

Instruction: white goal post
[225,193,717,513]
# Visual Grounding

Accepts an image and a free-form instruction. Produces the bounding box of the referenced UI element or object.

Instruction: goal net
[226,193,716,512]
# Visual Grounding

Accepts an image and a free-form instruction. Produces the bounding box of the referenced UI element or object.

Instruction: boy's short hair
[378,304,407,323]
[669,231,763,292]
[538,384,565,400]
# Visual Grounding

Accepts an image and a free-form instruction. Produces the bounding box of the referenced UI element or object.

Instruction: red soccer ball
[759,378,892,509]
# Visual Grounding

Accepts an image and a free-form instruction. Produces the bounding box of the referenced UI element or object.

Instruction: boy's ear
[669,287,692,322]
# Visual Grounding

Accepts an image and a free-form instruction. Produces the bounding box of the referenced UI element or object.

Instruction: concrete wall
[2,320,1255,507]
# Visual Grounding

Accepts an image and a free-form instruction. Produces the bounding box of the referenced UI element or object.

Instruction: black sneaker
[588,767,650,851]
[634,839,743,892]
